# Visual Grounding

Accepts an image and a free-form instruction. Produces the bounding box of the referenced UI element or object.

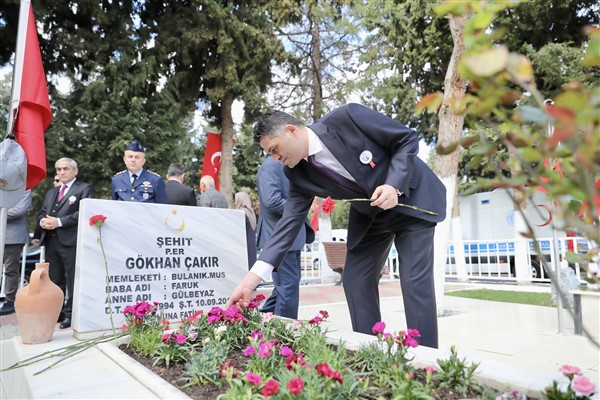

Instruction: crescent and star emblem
[211,151,222,166]
[164,209,186,232]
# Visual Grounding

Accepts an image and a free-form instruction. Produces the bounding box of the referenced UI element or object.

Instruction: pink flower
[309,316,322,324]
[258,341,273,358]
[280,346,294,357]
[399,329,420,348]
[372,321,386,334]
[243,346,256,357]
[559,364,582,377]
[262,312,274,323]
[261,379,279,397]
[246,372,262,386]
[425,365,436,375]
[161,333,172,343]
[571,376,596,397]
[250,331,264,340]
[319,310,329,318]
[287,378,304,395]
[407,328,421,338]
[175,333,187,345]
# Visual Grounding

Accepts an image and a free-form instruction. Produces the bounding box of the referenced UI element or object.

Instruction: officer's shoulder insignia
[147,170,162,177]
[114,170,127,176]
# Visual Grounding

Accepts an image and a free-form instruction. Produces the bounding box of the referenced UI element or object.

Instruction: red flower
[330,371,343,383]
[261,379,279,397]
[321,196,336,214]
[316,362,332,377]
[89,214,107,228]
[287,378,304,395]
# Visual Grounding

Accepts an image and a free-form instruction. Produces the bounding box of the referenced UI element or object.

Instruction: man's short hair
[252,111,305,145]
[167,163,185,177]
[55,157,78,170]
[200,175,215,189]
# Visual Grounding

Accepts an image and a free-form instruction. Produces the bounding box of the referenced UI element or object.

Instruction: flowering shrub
[121,300,597,399]
[122,301,168,357]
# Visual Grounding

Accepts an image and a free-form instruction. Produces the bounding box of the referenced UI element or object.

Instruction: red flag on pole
[200,132,223,190]
[10,2,52,190]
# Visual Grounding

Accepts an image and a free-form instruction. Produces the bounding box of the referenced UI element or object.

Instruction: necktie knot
[58,184,67,201]
[307,155,366,194]
[131,174,138,185]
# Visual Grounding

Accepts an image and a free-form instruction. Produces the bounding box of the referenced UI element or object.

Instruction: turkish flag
[201,132,223,190]
[12,3,52,190]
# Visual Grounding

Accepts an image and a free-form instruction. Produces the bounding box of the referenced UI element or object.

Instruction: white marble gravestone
[72,199,248,339]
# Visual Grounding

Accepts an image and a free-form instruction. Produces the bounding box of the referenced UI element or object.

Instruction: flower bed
[116,298,596,400]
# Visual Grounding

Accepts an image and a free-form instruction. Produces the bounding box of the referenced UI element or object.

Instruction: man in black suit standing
[226,104,446,348]
[164,163,196,206]
[32,158,95,329]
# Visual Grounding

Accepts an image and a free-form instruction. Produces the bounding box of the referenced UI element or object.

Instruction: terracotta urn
[15,263,64,344]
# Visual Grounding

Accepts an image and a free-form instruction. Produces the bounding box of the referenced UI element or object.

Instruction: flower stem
[98,229,117,341]
[345,198,438,215]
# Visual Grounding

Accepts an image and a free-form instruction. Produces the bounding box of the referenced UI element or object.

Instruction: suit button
[131,197,134,200]
[131,189,135,192]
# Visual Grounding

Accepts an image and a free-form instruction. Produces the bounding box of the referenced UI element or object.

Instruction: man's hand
[40,215,60,230]
[225,272,263,310]
[370,184,399,210]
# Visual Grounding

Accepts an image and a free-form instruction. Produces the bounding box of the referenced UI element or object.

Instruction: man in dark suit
[33,158,95,329]
[257,157,314,319]
[226,104,446,348]
[112,139,167,203]
[165,163,196,206]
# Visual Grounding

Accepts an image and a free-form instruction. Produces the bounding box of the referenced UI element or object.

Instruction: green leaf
[463,46,509,77]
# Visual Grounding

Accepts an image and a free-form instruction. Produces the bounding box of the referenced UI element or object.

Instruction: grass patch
[446,289,555,308]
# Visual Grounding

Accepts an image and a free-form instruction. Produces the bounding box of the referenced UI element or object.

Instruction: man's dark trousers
[343,210,438,348]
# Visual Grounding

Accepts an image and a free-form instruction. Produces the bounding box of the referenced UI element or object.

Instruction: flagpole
[6,0,30,138]
[1,0,31,285]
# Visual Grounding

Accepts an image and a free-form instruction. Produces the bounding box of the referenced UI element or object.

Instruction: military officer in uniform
[111,140,167,203]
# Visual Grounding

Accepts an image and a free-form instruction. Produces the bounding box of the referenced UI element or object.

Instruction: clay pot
[15,263,64,344]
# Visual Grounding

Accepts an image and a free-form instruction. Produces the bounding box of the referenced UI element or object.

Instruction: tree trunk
[432,13,469,315]
[309,11,323,120]
[219,94,235,207]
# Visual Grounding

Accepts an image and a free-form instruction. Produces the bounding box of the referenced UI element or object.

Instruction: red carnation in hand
[321,196,336,214]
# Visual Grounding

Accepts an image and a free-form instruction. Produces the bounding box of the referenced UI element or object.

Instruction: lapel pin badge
[359,150,375,168]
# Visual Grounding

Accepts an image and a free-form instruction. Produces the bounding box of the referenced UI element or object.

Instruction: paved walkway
[2,280,599,387]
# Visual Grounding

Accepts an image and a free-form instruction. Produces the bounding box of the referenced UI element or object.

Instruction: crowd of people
[0,139,257,327]
[2,104,446,348]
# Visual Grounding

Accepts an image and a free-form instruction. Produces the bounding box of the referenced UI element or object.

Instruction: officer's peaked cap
[126,139,145,153]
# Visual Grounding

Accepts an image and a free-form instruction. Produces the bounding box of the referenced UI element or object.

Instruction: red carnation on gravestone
[89,214,107,228]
